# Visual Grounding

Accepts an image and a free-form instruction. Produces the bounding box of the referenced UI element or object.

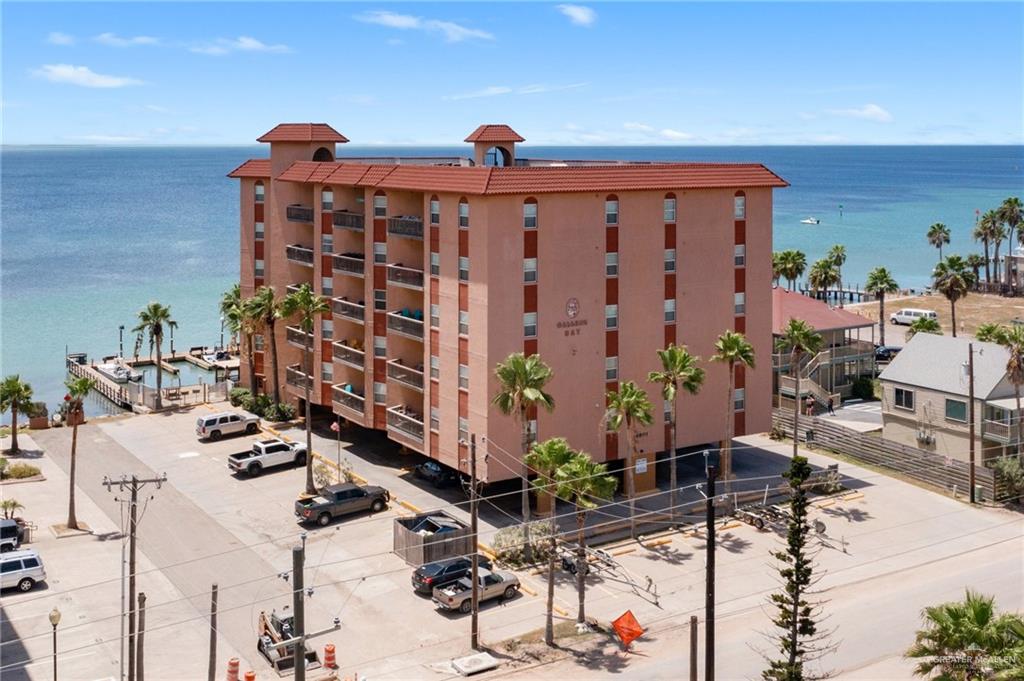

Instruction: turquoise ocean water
[2,145,1022,415]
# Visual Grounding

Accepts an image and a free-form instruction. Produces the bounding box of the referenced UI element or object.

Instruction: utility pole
[705,462,718,681]
[469,434,480,651]
[137,592,147,681]
[104,473,166,681]
[968,343,976,504]
[292,545,306,681]
[207,584,218,681]
[689,615,698,681]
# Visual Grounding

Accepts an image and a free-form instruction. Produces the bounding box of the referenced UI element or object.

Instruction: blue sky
[2,2,1022,145]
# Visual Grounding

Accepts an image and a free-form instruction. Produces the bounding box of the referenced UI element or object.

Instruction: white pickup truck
[227,438,307,477]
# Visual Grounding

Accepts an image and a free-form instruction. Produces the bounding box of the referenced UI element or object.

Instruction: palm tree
[778,249,807,291]
[807,258,839,301]
[132,302,177,410]
[648,344,705,523]
[238,298,262,392]
[865,267,900,347]
[973,215,995,284]
[996,326,1024,454]
[907,316,942,340]
[492,353,555,560]
[65,376,96,530]
[975,323,1008,344]
[1000,197,1022,292]
[602,381,653,538]
[248,286,285,404]
[524,437,576,646]
[772,252,784,287]
[0,376,33,454]
[711,331,756,486]
[927,222,951,262]
[827,244,847,307]
[933,255,976,338]
[987,214,1007,285]
[219,284,242,350]
[775,320,824,458]
[553,451,617,625]
[965,253,986,284]
[279,283,330,495]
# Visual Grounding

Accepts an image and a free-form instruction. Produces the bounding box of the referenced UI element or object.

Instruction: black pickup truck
[294,483,390,526]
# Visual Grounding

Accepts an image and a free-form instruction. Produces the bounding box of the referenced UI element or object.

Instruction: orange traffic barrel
[324,643,337,668]
[226,658,240,681]
[244,672,256,681]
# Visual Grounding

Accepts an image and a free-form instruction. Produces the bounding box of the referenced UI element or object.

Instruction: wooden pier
[66,354,134,410]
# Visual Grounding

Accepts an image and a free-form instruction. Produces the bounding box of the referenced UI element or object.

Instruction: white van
[890,309,938,326]
[0,549,47,592]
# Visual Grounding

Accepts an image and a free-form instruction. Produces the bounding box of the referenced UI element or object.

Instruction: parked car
[228,438,307,476]
[432,569,520,613]
[889,308,937,326]
[413,461,460,488]
[196,411,260,441]
[0,518,25,553]
[412,555,493,594]
[295,483,390,526]
[0,549,46,592]
[875,345,902,362]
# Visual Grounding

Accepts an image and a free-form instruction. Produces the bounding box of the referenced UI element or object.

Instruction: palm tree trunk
[950,301,957,338]
[792,350,801,459]
[1008,227,1017,293]
[244,332,257,393]
[67,416,79,529]
[545,489,557,646]
[878,293,886,347]
[669,398,678,524]
[626,417,636,539]
[837,267,843,308]
[994,243,1002,284]
[723,362,735,490]
[268,320,280,404]
[155,341,163,410]
[304,338,315,495]
[1015,385,1022,458]
[984,240,991,283]
[576,511,586,624]
[9,404,19,453]
[521,411,533,563]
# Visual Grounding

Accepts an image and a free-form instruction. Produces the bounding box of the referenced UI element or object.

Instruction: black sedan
[875,346,902,362]
[413,461,461,488]
[412,555,493,594]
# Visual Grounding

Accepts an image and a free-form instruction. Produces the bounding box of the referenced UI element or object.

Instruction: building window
[524,258,538,283]
[429,198,440,225]
[605,356,618,381]
[524,312,537,338]
[606,252,618,277]
[374,289,386,311]
[254,182,264,203]
[458,256,469,282]
[430,355,439,380]
[664,299,676,323]
[945,398,967,423]
[255,222,265,240]
[459,310,469,335]
[458,417,469,442]
[430,252,440,276]
[373,381,386,404]
[254,334,265,351]
[321,277,333,296]
[321,361,333,382]
[374,336,386,358]
[605,304,618,330]
[373,194,387,218]
[458,364,469,390]
[734,388,746,412]
[664,196,677,223]
[605,198,619,225]
[524,201,537,229]
[321,189,333,211]
[664,248,676,273]
[734,292,746,315]
[373,242,386,264]
[430,304,440,328]
[734,244,746,267]
[321,319,333,341]
[254,259,265,278]
[430,407,440,432]
[458,201,469,228]
[734,194,746,220]
[894,387,915,411]
[321,233,334,254]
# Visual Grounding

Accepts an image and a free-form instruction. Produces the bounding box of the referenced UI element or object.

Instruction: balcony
[387,310,424,341]
[286,283,304,296]
[333,210,365,232]
[333,253,366,277]
[332,341,365,369]
[387,359,424,392]
[386,264,425,290]
[387,216,424,240]
[286,244,315,267]
[332,298,366,324]
[287,204,315,223]
[286,364,313,390]
[982,419,1022,444]
[332,384,366,418]
[387,405,424,444]
[286,325,314,349]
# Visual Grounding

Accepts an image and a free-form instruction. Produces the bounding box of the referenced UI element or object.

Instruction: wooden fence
[772,409,1006,501]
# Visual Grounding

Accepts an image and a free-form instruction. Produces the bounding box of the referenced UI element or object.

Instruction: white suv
[1,549,47,592]
[196,412,260,441]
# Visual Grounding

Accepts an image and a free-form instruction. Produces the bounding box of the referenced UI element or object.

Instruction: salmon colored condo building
[229,123,787,491]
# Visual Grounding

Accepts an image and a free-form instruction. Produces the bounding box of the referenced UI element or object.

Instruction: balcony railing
[286,244,315,267]
[332,341,365,369]
[333,253,365,277]
[333,210,365,232]
[286,283,304,295]
[982,419,1022,444]
[386,264,425,290]
[286,364,313,390]
[387,216,424,240]
[387,360,424,392]
[332,384,366,416]
[286,325,314,349]
[287,204,315,223]
[332,298,366,324]
[387,311,424,340]
[387,405,424,443]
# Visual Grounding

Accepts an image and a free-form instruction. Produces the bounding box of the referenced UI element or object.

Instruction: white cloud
[47,32,75,45]
[142,104,170,113]
[94,32,159,47]
[71,134,146,143]
[826,103,893,123]
[190,36,290,55]
[355,11,494,42]
[659,128,693,141]
[517,82,587,95]
[623,122,654,132]
[444,83,586,100]
[444,86,513,101]
[557,4,597,27]
[32,64,143,88]
[348,94,379,106]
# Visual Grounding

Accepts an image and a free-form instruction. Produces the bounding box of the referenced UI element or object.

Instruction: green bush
[993,456,1024,502]
[264,402,296,422]
[851,377,876,401]
[228,387,251,408]
[491,521,555,568]
[2,462,41,480]
[26,401,48,418]
[246,394,272,417]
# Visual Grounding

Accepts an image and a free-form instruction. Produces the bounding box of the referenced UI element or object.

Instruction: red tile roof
[226,159,271,178]
[464,124,525,143]
[257,124,349,143]
[772,287,874,335]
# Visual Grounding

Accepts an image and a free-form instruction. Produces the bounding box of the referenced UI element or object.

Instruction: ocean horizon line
[4,142,1024,150]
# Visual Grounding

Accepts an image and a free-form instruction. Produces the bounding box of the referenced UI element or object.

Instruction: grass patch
[0,426,10,438]
[1,462,41,480]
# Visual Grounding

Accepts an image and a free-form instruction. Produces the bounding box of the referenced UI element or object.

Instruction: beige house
[879,333,1022,464]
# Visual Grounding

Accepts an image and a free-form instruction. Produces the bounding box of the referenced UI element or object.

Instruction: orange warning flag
[612,610,645,647]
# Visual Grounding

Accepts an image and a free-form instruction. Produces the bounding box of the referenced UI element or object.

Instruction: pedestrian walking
[804,394,815,417]
[827,396,836,416]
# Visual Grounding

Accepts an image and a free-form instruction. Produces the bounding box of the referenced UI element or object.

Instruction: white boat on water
[800,217,821,225]
[96,363,143,384]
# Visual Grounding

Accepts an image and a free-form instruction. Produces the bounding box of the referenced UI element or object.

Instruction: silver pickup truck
[227,438,307,476]
[432,568,520,613]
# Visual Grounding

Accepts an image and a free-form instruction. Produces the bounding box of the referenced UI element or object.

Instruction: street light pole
[220,316,225,351]
[119,325,125,359]
[49,607,61,681]
[968,343,976,504]
[705,461,718,681]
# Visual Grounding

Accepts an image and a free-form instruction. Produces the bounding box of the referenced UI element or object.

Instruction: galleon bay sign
[557,297,587,336]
